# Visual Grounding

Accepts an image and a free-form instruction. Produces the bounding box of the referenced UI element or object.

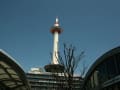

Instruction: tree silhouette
[56,44,85,90]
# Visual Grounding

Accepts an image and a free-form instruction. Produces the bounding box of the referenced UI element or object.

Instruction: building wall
[83,47,120,90]
[26,72,83,90]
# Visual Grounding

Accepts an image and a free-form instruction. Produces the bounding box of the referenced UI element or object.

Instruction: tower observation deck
[44,17,64,73]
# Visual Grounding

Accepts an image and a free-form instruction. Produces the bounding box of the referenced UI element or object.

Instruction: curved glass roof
[84,46,120,81]
[0,50,31,90]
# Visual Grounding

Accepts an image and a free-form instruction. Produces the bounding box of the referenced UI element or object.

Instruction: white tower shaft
[52,32,59,64]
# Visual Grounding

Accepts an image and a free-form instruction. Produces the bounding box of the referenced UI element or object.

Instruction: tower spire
[51,17,61,64]
[54,17,59,27]
[44,17,64,72]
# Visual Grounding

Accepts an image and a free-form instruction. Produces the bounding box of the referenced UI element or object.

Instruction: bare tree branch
[50,43,87,90]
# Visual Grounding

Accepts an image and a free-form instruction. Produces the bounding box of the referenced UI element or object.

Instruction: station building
[0,49,31,90]
[26,68,83,90]
[83,46,120,90]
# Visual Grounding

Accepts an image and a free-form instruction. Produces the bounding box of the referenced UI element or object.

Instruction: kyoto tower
[45,17,64,73]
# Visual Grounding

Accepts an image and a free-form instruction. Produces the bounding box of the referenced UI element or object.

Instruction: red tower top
[50,17,62,34]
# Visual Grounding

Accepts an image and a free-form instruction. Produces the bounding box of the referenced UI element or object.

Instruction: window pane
[115,53,120,74]
[97,61,107,83]
[106,56,117,79]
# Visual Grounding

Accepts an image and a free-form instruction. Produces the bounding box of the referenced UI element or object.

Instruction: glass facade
[83,47,120,90]
[0,50,30,90]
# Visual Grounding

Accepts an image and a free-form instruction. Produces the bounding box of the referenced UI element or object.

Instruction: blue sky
[0,0,120,73]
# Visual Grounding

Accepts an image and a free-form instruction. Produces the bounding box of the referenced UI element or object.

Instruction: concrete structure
[83,46,120,90]
[0,49,30,90]
[44,17,64,72]
[27,68,83,90]
[51,17,61,64]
